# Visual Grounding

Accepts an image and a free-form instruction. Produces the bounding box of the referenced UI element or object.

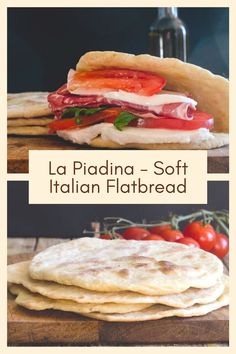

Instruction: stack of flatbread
[7,92,53,135]
[8,238,229,322]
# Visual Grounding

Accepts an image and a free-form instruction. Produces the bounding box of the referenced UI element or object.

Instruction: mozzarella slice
[57,123,110,144]
[103,90,197,108]
[57,123,214,145]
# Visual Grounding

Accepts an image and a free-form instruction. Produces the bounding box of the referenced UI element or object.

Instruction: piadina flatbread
[8,117,54,127]
[29,238,223,296]
[7,93,53,135]
[8,238,228,322]
[8,276,229,321]
[85,276,229,322]
[7,92,52,118]
[8,126,53,136]
[9,284,150,314]
[87,132,229,150]
[8,261,225,308]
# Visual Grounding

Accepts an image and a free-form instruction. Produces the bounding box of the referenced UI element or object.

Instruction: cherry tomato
[210,233,229,259]
[48,108,122,132]
[99,234,112,240]
[149,224,172,235]
[122,227,150,240]
[130,110,214,131]
[160,229,184,242]
[183,221,216,251]
[177,237,200,248]
[142,234,165,241]
[68,69,166,96]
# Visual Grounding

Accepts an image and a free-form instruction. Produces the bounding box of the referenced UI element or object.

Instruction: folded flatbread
[46,51,229,149]
[77,51,229,134]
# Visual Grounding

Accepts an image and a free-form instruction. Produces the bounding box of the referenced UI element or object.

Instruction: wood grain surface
[8,136,229,173]
[7,240,229,346]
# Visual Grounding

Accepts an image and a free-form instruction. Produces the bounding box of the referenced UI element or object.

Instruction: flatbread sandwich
[47,51,229,149]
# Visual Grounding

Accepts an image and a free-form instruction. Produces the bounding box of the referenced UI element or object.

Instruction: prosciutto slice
[48,85,195,120]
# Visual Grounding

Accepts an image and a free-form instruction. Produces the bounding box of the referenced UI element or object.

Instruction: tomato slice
[48,118,78,132]
[130,111,214,131]
[49,108,213,132]
[48,108,122,132]
[68,69,166,96]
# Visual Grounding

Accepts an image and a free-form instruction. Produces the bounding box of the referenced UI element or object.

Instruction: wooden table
[7,237,229,347]
[8,136,229,173]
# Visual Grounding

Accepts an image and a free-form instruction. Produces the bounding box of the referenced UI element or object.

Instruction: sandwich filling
[48,68,214,144]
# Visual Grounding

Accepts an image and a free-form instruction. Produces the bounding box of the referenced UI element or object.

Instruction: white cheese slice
[103,90,197,108]
[57,123,214,145]
[57,123,110,144]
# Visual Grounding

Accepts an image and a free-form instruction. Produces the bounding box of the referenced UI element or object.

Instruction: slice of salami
[48,85,195,120]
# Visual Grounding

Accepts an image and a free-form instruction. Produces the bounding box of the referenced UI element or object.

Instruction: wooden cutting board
[8,136,229,174]
[8,253,229,346]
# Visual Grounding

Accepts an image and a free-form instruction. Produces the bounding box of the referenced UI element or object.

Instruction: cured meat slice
[48,85,195,120]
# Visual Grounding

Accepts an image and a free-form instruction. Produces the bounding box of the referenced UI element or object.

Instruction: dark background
[8,181,228,237]
[8,7,229,92]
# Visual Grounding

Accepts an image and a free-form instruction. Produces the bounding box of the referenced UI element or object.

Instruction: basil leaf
[62,107,79,118]
[114,112,138,131]
[75,117,82,124]
[62,106,110,118]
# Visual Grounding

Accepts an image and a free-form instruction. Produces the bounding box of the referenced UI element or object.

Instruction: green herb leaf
[75,117,82,124]
[62,106,110,118]
[114,112,138,131]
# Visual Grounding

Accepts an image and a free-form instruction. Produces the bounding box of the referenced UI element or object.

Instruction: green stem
[87,209,229,239]
[213,214,229,235]
[172,210,214,225]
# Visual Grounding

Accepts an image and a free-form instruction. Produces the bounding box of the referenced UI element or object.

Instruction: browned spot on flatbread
[135,263,149,268]
[157,261,178,274]
[87,258,105,264]
[157,260,200,276]
[117,269,129,277]
[183,255,194,260]
[132,256,152,262]
[115,256,152,263]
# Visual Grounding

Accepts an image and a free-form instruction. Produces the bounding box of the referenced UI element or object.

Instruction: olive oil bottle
[149,7,188,61]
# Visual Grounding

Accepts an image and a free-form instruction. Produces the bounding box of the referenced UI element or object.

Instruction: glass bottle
[149,7,188,61]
